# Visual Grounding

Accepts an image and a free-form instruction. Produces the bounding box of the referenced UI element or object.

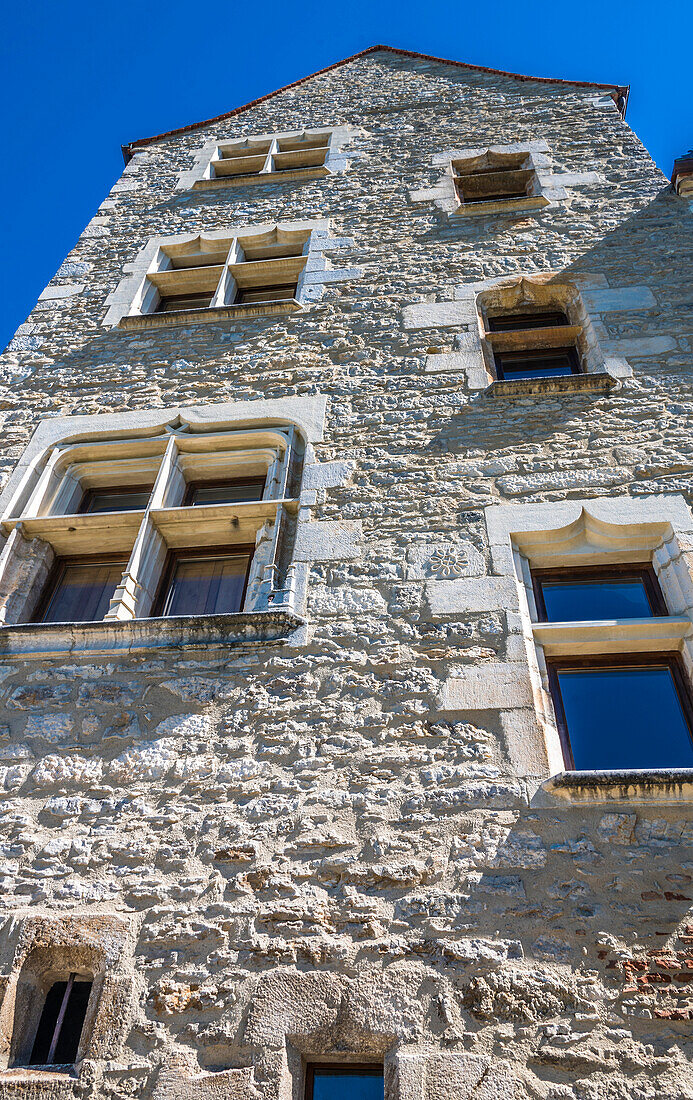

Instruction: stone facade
[0,45,692,1100]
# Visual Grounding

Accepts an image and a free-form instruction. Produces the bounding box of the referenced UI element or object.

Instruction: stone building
[0,41,692,1100]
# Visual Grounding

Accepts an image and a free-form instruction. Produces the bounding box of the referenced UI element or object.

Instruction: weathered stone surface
[0,45,690,1100]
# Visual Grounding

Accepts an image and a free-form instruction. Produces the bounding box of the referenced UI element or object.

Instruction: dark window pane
[39,561,126,623]
[235,284,297,304]
[29,979,92,1066]
[163,554,250,617]
[155,291,213,313]
[311,1069,383,1100]
[187,479,265,506]
[80,488,151,513]
[541,579,655,621]
[556,665,693,770]
[496,349,578,379]
[488,311,569,331]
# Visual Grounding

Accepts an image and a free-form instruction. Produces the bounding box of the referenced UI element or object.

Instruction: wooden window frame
[77,485,153,515]
[151,544,255,618]
[31,554,129,625]
[531,563,668,622]
[305,1064,384,1100]
[493,345,582,380]
[546,651,693,771]
[181,476,266,507]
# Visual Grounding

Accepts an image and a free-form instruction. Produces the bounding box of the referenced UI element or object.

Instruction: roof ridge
[122,44,629,159]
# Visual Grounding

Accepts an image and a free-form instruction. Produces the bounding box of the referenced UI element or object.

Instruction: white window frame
[176,125,353,192]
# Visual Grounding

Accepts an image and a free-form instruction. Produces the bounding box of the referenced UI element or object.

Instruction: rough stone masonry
[0,44,692,1100]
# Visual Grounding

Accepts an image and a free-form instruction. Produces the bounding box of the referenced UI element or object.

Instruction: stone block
[293,520,363,561]
[403,300,478,330]
[582,286,657,312]
[426,576,519,616]
[438,663,534,710]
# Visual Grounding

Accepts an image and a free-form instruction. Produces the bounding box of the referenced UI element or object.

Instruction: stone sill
[0,610,305,660]
[533,616,690,656]
[487,372,617,398]
[452,196,549,218]
[117,300,301,331]
[540,768,693,804]
[192,167,329,190]
[0,1067,79,1091]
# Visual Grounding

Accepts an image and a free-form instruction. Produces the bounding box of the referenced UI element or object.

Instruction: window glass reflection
[555,664,693,770]
[37,560,127,623]
[162,553,250,617]
[310,1067,383,1100]
[541,578,655,621]
[80,488,151,513]
[185,478,265,506]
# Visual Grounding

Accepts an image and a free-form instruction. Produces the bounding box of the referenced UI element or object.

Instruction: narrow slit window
[155,290,215,313]
[234,284,297,305]
[532,565,667,622]
[306,1065,384,1100]
[29,974,92,1067]
[33,558,128,624]
[154,549,253,617]
[487,310,570,332]
[548,655,693,771]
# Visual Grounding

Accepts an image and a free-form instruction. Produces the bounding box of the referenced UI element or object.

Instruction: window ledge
[540,768,693,805]
[486,371,617,398]
[192,166,329,190]
[118,299,301,331]
[452,196,550,218]
[532,616,690,656]
[0,610,305,660]
[0,1067,78,1088]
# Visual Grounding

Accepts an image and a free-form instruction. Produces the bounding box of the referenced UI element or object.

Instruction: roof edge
[122,44,629,160]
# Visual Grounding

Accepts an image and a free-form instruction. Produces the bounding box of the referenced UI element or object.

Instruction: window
[153,548,253,617]
[183,476,266,507]
[175,126,354,193]
[453,151,539,210]
[32,557,128,624]
[143,229,307,319]
[530,563,693,770]
[484,307,583,381]
[0,419,304,626]
[26,974,92,1068]
[306,1065,384,1100]
[78,487,152,513]
[532,565,666,622]
[210,132,330,181]
[547,655,693,771]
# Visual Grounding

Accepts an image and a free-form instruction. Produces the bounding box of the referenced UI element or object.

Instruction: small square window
[306,1065,384,1100]
[453,157,536,207]
[532,565,667,622]
[547,655,693,770]
[234,283,298,305]
[494,347,581,380]
[27,974,93,1068]
[32,557,127,624]
[183,477,266,507]
[153,548,253,617]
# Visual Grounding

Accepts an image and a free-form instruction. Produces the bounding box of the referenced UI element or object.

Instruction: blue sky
[1,0,689,352]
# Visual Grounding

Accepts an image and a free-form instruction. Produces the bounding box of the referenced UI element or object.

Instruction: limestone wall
[0,51,692,1100]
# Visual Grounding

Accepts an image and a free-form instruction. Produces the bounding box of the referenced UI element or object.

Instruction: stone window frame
[0,396,338,656]
[0,915,130,1082]
[103,219,358,330]
[405,273,635,396]
[485,494,693,799]
[410,140,605,220]
[176,124,353,192]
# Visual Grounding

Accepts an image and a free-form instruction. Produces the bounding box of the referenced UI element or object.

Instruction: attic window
[452,151,540,212]
[211,132,331,181]
[136,228,310,321]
